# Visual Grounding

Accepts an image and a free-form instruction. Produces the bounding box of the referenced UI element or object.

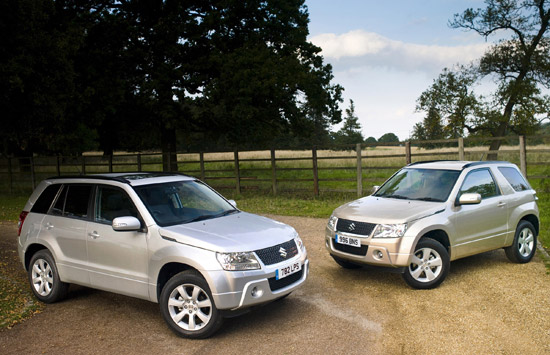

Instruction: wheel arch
[156,262,200,302]
[417,229,451,257]
[24,243,49,271]
[519,214,539,236]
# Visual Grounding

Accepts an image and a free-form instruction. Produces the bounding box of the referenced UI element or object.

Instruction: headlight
[294,234,306,252]
[327,215,338,231]
[372,223,407,238]
[216,252,261,271]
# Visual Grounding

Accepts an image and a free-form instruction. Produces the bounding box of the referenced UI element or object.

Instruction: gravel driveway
[1,216,549,354]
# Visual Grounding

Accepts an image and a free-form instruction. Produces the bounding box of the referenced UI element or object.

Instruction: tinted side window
[498,167,530,192]
[31,184,61,214]
[95,186,138,223]
[63,185,92,218]
[460,169,498,199]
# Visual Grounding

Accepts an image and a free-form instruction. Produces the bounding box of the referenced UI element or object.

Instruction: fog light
[374,250,384,259]
[251,286,263,298]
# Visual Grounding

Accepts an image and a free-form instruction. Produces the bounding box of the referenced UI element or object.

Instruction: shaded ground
[1,216,549,354]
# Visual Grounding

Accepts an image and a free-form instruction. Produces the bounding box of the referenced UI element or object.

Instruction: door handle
[89,231,100,239]
[497,202,506,207]
[44,222,54,230]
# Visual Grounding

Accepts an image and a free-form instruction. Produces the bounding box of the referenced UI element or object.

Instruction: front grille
[336,218,376,236]
[333,239,368,256]
[268,268,304,291]
[255,239,298,266]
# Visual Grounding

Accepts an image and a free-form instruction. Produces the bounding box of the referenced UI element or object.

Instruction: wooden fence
[2,135,550,196]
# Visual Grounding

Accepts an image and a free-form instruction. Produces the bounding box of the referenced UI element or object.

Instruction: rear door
[40,184,93,285]
[86,185,149,299]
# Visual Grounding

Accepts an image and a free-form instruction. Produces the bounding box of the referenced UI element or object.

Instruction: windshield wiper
[415,197,444,202]
[184,209,239,224]
[381,194,409,200]
[213,209,239,218]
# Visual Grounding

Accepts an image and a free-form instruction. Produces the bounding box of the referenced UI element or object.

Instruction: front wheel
[505,220,537,263]
[160,270,223,339]
[402,238,450,289]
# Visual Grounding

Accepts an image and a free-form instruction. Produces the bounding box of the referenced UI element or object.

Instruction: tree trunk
[161,127,178,172]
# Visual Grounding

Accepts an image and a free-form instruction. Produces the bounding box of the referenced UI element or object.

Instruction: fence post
[271,148,277,195]
[312,147,319,196]
[519,135,527,177]
[199,152,205,181]
[458,137,465,160]
[356,143,362,197]
[108,155,113,173]
[405,142,411,164]
[8,157,12,194]
[56,156,61,176]
[30,156,36,190]
[81,156,86,175]
[234,150,241,195]
[137,153,142,172]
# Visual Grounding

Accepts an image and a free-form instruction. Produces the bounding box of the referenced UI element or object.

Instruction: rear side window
[31,184,61,214]
[498,167,531,192]
[51,185,92,219]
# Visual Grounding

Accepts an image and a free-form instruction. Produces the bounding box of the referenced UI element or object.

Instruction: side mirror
[371,186,380,195]
[112,216,141,231]
[458,193,482,205]
[228,199,237,208]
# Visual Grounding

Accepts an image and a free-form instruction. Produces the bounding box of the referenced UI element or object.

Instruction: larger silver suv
[326,161,539,289]
[18,173,308,338]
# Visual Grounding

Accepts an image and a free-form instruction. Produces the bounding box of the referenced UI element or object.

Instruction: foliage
[378,132,399,143]
[331,99,364,148]
[417,0,550,156]
[0,0,342,159]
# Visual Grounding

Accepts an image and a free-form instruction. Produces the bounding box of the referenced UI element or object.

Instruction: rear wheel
[160,270,223,339]
[331,255,362,269]
[28,250,69,303]
[505,220,537,263]
[402,238,449,289]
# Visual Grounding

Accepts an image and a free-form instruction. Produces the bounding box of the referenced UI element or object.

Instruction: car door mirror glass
[458,193,482,205]
[112,216,141,231]
[228,199,237,208]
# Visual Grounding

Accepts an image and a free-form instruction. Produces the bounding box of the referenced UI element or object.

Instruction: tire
[505,220,537,263]
[159,270,223,339]
[402,238,450,289]
[28,249,69,303]
[331,255,362,269]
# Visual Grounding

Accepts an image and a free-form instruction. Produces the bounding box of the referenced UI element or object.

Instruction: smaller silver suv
[18,173,308,338]
[325,161,539,289]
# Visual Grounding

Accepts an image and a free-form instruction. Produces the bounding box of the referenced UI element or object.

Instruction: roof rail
[462,161,510,169]
[45,175,130,183]
[407,160,459,166]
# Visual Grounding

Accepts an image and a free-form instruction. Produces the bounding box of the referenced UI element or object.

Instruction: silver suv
[18,173,308,338]
[325,161,539,289]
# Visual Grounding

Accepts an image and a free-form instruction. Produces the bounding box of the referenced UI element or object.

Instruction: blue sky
[305,0,489,140]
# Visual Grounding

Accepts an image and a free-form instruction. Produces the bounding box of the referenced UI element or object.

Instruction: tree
[378,133,400,143]
[412,106,446,148]
[331,99,364,147]
[428,0,550,159]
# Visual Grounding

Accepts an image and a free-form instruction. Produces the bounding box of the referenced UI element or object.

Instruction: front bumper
[325,227,413,267]
[207,252,309,310]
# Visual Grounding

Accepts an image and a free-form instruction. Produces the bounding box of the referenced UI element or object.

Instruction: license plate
[276,261,301,280]
[335,234,361,248]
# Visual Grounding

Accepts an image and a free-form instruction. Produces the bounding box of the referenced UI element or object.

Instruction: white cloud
[310,30,489,74]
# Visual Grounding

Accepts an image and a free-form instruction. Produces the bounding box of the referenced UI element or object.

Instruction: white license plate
[276,261,301,280]
[335,234,361,248]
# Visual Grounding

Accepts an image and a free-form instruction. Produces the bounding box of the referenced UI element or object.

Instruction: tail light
[18,211,29,236]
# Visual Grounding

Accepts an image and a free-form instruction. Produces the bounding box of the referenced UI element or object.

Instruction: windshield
[374,168,460,202]
[133,180,238,227]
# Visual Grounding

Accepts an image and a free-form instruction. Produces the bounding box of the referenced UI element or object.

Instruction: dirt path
[1,216,549,354]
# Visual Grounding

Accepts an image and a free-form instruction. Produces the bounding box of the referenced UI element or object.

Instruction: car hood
[158,212,297,253]
[333,196,446,224]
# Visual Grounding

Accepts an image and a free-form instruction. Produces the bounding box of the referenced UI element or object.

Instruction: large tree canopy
[415,0,550,157]
[0,0,343,162]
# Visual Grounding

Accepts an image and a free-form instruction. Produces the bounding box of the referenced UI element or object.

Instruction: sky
[305,0,491,141]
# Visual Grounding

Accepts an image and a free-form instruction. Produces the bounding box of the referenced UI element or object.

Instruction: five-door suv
[325,161,539,289]
[18,173,308,338]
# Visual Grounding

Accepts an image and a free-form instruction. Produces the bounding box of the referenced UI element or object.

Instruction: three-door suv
[18,173,308,338]
[325,161,539,289]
